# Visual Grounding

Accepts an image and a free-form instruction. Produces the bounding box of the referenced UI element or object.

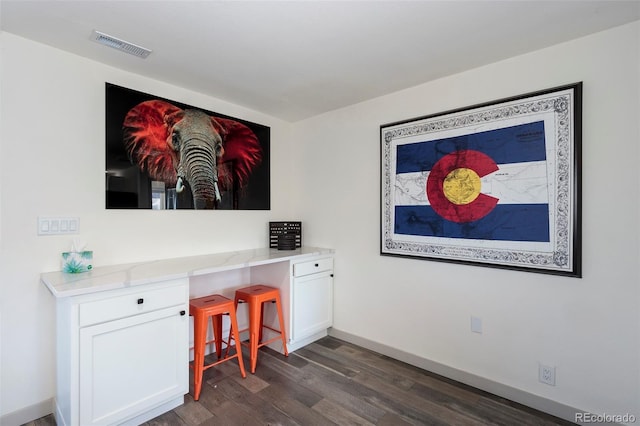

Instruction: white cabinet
[55,278,189,426]
[42,247,335,424]
[291,257,333,348]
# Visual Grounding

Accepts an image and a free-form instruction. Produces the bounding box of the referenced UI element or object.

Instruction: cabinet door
[292,270,333,341]
[79,306,188,426]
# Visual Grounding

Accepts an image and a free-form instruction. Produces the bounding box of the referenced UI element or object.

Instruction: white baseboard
[328,328,598,425]
[4,396,183,426]
[0,398,54,426]
[287,330,329,353]
[120,396,184,426]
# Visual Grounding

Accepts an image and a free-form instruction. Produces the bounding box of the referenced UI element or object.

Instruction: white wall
[1,21,639,424]
[0,32,296,421]
[293,21,639,422]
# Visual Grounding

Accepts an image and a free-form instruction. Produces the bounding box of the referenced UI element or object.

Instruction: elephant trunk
[180,139,220,209]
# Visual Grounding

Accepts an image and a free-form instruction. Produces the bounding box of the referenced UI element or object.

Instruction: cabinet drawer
[79,284,186,327]
[293,257,333,277]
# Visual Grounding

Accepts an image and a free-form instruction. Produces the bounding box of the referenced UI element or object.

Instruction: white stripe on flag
[394,161,549,206]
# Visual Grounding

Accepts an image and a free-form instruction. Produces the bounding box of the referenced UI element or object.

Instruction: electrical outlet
[470,316,482,334]
[538,364,556,386]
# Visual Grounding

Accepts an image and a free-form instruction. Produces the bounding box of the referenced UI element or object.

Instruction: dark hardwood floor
[25,336,575,425]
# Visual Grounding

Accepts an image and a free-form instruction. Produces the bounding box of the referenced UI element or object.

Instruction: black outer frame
[105,83,271,210]
[380,82,582,278]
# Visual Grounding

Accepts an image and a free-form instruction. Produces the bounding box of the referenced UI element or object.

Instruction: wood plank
[215,374,301,425]
[252,362,325,408]
[256,382,337,425]
[312,398,375,426]
[171,394,215,426]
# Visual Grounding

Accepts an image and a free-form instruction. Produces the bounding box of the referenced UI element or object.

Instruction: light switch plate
[38,217,80,235]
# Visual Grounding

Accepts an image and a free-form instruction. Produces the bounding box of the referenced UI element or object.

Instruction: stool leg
[192,312,207,401]
[226,297,242,359]
[258,302,265,344]
[212,314,222,359]
[274,293,289,356]
[248,298,262,374]
[228,308,247,378]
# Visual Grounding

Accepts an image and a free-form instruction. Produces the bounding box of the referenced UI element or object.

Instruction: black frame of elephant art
[380,83,582,277]
[105,83,270,210]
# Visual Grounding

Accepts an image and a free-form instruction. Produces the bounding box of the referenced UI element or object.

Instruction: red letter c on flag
[426,150,499,223]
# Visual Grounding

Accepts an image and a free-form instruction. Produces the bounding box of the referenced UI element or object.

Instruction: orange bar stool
[233,285,288,373]
[189,294,246,401]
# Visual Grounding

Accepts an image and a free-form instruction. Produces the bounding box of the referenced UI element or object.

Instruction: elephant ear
[213,118,262,190]
[123,100,183,185]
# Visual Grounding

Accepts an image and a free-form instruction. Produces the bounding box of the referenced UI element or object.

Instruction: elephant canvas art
[105,84,270,210]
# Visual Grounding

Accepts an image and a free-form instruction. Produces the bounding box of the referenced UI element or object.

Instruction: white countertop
[41,246,334,298]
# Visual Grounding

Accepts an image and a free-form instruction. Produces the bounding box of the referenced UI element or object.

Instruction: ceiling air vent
[91,30,152,58]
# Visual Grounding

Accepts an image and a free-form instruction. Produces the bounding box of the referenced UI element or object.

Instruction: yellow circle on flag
[442,168,481,205]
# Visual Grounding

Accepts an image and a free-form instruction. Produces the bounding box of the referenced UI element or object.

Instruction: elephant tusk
[176,176,185,193]
[214,181,221,203]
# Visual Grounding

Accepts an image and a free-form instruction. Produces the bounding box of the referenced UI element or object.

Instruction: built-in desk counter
[42,246,334,426]
[42,246,334,297]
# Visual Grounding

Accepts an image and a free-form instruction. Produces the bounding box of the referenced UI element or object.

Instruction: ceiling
[2,1,639,122]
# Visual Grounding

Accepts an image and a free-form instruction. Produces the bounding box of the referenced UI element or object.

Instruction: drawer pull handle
[137,298,144,304]
[315,263,319,267]
[180,310,186,316]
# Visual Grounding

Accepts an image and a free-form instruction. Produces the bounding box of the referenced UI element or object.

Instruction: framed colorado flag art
[380,83,582,277]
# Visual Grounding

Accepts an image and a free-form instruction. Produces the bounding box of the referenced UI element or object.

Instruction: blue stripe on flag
[396,121,546,174]
[394,204,550,242]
